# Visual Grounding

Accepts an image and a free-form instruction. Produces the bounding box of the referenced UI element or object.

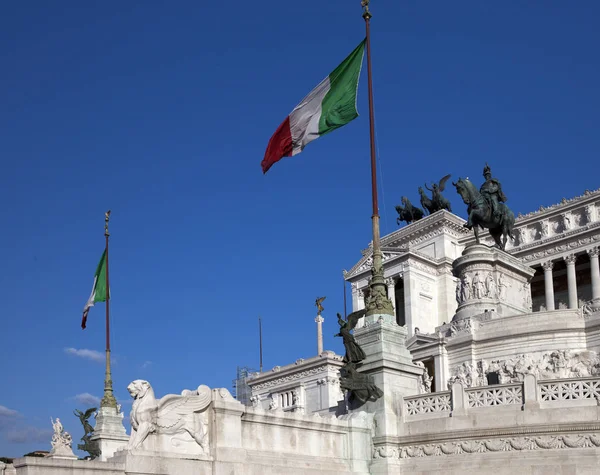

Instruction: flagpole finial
[104,210,111,237]
[361,0,372,20]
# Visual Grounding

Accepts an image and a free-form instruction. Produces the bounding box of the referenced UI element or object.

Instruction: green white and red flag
[81,249,109,329]
[261,39,366,174]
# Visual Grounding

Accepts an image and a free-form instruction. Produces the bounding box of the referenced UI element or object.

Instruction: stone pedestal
[453,244,535,321]
[90,406,129,461]
[353,314,421,430]
[47,444,77,460]
[353,314,421,474]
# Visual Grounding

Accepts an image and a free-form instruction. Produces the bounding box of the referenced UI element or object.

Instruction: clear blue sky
[1,1,599,458]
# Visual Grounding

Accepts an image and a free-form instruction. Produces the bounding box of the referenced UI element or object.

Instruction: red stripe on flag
[81,310,88,330]
[261,116,293,174]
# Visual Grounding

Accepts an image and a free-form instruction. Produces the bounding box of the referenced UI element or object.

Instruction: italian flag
[81,249,108,329]
[261,39,366,174]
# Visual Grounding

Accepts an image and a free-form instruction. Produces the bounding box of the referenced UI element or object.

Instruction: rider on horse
[480,163,507,222]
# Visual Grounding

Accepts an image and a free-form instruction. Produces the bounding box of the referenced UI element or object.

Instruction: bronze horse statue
[418,186,435,215]
[453,177,514,250]
[395,196,424,225]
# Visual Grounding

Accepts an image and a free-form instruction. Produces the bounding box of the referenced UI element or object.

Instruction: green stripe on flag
[318,39,366,136]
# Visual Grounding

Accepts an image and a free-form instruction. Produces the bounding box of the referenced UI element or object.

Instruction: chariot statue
[420,174,452,214]
[395,196,424,225]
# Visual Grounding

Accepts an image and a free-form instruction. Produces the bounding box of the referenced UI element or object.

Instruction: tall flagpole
[259,316,263,373]
[101,210,117,409]
[362,0,394,317]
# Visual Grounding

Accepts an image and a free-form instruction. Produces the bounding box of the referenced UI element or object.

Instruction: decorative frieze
[447,349,600,389]
[385,433,600,459]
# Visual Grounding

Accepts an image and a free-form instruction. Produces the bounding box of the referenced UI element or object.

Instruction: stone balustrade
[403,374,600,420]
[404,391,451,416]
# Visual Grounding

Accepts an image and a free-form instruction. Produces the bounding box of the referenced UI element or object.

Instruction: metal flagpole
[343,273,348,319]
[362,0,394,317]
[259,316,263,373]
[101,210,117,408]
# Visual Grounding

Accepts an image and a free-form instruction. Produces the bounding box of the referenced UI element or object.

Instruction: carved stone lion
[127,379,211,454]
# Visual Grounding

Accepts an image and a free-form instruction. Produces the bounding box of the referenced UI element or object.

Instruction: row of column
[542,247,600,310]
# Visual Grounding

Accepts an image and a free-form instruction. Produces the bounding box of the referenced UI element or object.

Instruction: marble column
[588,247,600,302]
[542,261,555,311]
[350,282,359,312]
[385,277,396,319]
[564,254,578,309]
[357,288,365,310]
[315,315,324,355]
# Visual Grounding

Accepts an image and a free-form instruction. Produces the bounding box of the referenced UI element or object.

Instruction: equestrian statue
[453,163,514,251]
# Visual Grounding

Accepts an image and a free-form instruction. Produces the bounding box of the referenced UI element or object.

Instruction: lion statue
[127,379,211,452]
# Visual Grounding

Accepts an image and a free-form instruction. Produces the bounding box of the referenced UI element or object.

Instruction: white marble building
[6,188,600,475]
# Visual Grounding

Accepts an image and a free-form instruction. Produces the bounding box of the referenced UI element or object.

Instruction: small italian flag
[261,39,366,174]
[81,249,109,329]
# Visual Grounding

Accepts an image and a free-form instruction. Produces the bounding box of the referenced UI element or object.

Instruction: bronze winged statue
[315,296,326,315]
[74,408,100,459]
[335,309,384,407]
[335,310,366,363]
[423,174,453,213]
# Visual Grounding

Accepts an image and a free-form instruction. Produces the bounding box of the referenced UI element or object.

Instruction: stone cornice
[345,248,452,281]
[381,210,469,249]
[513,226,600,264]
[347,211,468,280]
[378,421,600,447]
[345,248,408,279]
[515,187,600,222]
[459,189,600,251]
[247,352,344,390]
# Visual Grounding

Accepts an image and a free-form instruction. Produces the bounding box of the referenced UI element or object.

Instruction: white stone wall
[247,353,344,414]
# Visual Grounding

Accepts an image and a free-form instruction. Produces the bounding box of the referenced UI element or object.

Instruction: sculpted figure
[497,274,508,300]
[455,280,461,304]
[472,272,484,299]
[424,174,452,213]
[586,205,595,224]
[315,296,326,315]
[460,274,471,302]
[418,186,435,215]
[335,310,366,364]
[479,163,507,221]
[74,408,100,459]
[49,417,74,456]
[395,196,424,225]
[453,164,515,250]
[485,272,497,298]
[336,309,383,406]
[127,380,211,452]
[52,417,63,435]
[540,221,549,238]
[415,362,432,394]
